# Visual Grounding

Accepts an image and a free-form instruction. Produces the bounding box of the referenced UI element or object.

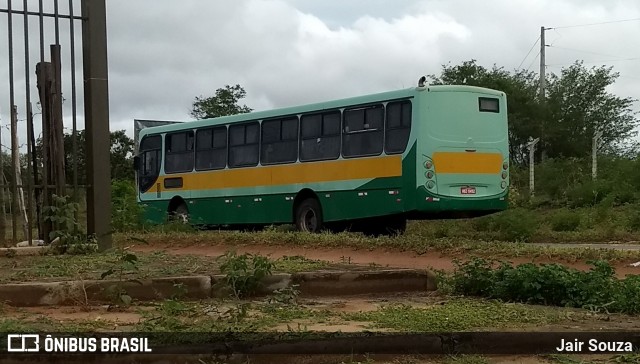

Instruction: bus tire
[170,203,189,224]
[295,198,323,233]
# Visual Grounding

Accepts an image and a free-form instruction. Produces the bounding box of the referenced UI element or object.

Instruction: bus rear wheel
[295,198,323,233]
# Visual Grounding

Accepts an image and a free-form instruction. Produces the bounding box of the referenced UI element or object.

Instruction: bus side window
[342,105,383,158]
[196,126,227,170]
[229,122,259,168]
[300,111,340,162]
[261,117,298,165]
[165,131,195,174]
[385,101,412,154]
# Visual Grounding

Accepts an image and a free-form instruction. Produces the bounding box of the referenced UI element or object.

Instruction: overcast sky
[1,0,639,149]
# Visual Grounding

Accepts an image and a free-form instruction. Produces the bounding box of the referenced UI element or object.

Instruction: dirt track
[131,243,640,277]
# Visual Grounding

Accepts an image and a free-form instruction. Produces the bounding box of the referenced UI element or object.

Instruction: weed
[218,251,274,299]
[100,247,143,306]
[43,194,97,255]
[111,180,145,232]
[268,284,300,305]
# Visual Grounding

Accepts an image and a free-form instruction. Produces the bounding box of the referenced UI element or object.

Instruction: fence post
[592,131,603,180]
[527,138,540,197]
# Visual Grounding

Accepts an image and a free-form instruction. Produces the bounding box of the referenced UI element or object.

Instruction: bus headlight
[426,171,434,179]
[501,181,507,189]
[503,161,508,170]
[424,161,433,169]
[501,171,508,179]
[426,181,435,189]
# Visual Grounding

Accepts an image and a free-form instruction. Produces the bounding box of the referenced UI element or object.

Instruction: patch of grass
[0,249,340,284]
[442,355,490,364]
[346,299,568,332]
[115,229,640,264]
[258,303,333,323]
[274,255,330,272]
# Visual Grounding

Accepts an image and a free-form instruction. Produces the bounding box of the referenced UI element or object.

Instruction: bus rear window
[479,97,499,113]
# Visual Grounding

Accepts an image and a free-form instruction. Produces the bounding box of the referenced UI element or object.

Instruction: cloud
[0,0,638,146]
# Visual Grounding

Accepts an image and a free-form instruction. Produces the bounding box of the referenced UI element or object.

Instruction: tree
[37,129,136,185]
[545,61,638,158]
[190,84,253,119]
[428,59,639,163]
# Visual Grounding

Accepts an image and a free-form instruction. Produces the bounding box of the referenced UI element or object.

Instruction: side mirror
[133,156,140,170]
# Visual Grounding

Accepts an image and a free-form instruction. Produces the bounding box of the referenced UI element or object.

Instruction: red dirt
[131,243,640,277]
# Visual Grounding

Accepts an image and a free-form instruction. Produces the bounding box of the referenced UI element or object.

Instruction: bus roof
[139,84,503,136]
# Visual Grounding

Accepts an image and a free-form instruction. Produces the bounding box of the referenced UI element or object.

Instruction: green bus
[135,80,509,234]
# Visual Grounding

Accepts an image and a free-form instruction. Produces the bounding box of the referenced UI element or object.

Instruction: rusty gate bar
[69,0,79,224]
[82,0,112,250]
[0,9,83,20]
[23,0,34,245]
[38,0,51,243]
[1,0,110,249]
[7,0,17,244]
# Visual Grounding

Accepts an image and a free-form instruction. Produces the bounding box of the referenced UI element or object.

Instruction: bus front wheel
[295,198,323,233]
[169,203,189,224]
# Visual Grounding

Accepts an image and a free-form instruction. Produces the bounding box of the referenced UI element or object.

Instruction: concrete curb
[0,269,436,307]
[0,246,48,257]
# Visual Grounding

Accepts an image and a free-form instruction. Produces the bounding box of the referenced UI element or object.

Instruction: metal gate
[0,0,111,250]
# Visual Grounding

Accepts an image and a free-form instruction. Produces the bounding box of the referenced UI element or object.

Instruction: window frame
[478,97,500,113]
[164,131,195,174]
[195,126,228,171]
[261,116,299,166]
[299,110,342,162]
[341,103,385,159]
[384,100,412,155]
[228,121,260,168]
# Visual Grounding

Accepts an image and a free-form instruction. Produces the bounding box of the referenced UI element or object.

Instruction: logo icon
[7,334,40,352]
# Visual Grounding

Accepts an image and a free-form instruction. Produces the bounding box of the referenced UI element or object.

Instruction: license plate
[461,187,476,195]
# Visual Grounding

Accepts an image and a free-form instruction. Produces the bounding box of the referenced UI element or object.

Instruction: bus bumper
[414,187,508,215]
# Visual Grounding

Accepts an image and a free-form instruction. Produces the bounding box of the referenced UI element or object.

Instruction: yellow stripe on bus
[156,155,402,192]
[433,152,502,174]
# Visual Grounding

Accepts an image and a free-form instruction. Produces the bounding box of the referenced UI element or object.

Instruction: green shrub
[550,209,581,232]
[111,180,145,232]
[492,209,537,242]
[448,258,640,314]
[566,180,612,208]
[626,208,640,231]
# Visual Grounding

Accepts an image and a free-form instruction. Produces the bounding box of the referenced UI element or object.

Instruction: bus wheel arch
[168,196,189,223]
[293,190,323,233]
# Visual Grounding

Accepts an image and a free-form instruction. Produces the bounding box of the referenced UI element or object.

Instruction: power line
[517,36,541,69]
[550,17,640,30]
[526,51,540,72]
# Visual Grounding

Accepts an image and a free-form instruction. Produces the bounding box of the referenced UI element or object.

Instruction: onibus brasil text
[7,334,152,353]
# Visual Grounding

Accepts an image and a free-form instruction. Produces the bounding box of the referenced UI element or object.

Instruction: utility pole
[528,137,540,197]
[539,26,546,100]
[539,26,547,161]
[592,131,603,180]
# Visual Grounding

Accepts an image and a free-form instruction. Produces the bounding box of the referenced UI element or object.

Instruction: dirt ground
[132,242,640,277]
